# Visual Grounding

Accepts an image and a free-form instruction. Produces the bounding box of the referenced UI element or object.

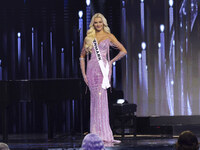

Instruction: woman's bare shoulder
[107,33,117,42]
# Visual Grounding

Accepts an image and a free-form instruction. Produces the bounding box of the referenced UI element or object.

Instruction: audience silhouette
[0,143,10,150]
[81,133,105,150]
[176,130,199,150]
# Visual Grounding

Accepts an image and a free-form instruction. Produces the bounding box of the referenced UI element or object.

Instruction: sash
[93,39,110,89]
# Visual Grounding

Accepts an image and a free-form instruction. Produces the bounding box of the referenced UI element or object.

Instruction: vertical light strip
[41,42,44,76]
[61,48,65,78]
[166,70,174,116]
[180,47,184,115]
[168,0,175,115]
[141,42,148,115]
[17,32,21,70]
[32,28,34,65]
[138,53,142,85]
[160,25,168,115]
[140,0,145,38]
[169,0,174,31]
[79,11,83,52]
[190,0,198,31]
[113,62,116,88]
[50,31,53,59]
[187,93,192,115]
[157,43,161,76]
[86,0,91,31]
[172,40,175,77]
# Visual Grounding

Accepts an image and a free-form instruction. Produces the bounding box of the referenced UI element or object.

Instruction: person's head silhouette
[81,133,105,150]
[0,143,10,150]
[176,130,199,150]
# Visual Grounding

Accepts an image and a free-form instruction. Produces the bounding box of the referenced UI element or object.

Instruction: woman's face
[93,17,104,32]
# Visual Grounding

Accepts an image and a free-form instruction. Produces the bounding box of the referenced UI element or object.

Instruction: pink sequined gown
[86,39,114,142]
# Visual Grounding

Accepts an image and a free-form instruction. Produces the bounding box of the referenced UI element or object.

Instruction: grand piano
[0,78,84,142]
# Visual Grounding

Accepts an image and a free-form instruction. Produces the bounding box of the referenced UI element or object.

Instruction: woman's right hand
[83,75,88,86]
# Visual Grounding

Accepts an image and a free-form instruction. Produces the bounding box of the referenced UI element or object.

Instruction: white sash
[93,39,110,89]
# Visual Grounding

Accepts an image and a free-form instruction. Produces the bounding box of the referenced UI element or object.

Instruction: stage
[2,115,200,150]
[0,133,177,150]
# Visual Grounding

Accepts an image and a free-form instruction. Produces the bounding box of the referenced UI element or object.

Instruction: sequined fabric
[86,39,113,142]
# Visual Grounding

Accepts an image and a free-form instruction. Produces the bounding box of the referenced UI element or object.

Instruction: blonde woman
[80,13,127,143]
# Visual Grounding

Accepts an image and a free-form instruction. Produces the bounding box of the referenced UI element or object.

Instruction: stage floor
[0,134,179,150]
[3,115,200,150]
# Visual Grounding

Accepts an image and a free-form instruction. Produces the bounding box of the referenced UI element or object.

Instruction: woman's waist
[87,58,109,69]
[90,53,108,59]
[88,56,109,63]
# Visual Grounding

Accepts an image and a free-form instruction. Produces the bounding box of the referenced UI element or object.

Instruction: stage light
[113,61,116,66]
[183,7,187,15]
[86,0,90,6]
[191,2,194,8]
[181,48,183,53]
[138,53,142,59]
[169,0,173,7]
[141,0,144,2]
[160,24,165,32]
[171,80,174,85]
[122,0,125,7]
[180,22,183,27]
[78,11,83,18]
[158,42,161,48]
[17,32,21,38]
[117,99,126,104]
[141,42,146,50]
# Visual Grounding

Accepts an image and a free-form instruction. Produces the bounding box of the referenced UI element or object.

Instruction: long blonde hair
[84,13,111,53]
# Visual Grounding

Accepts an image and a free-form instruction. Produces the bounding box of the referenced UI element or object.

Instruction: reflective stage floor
[0,134,179,150]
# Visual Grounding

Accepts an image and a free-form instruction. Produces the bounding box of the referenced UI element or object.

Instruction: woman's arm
[109,34,127,64]
[79,42,88,85]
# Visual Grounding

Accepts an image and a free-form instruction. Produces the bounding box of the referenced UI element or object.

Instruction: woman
[80,13,127,143]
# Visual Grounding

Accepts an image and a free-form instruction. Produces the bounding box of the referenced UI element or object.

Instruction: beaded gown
[86,38,114,142]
